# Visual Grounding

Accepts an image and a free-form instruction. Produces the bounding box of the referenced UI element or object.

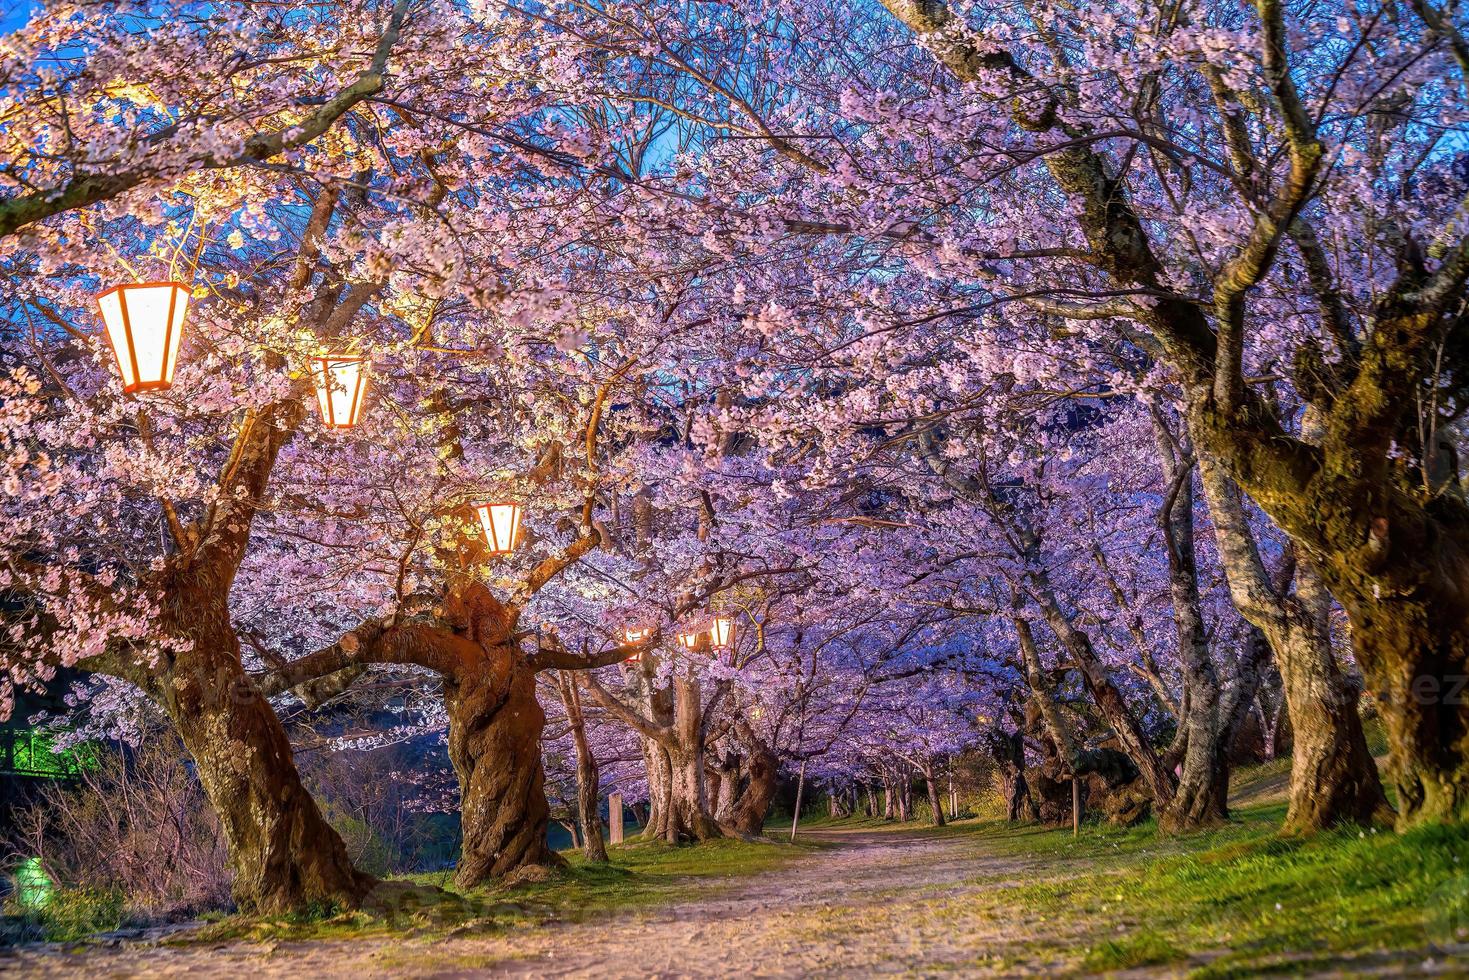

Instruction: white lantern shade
[473,501,523,554]
[623,627,651,644]
[96,282,190,393]
[677,628,703,651]
[711,615,734,649]
[310,355,369,428]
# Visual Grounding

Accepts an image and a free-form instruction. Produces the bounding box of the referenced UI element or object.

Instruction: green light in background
[1,729,97,778]
[13,857,52,909]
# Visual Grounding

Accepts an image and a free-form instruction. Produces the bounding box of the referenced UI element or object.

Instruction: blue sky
[1,1,37,34]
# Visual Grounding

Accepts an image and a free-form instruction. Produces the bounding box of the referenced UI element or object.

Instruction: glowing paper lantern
[711,615,735,650]
[677,628,704,651]
[473,501,524,554]
[96,282,190,393]
[310,355,369,428]
[623,627,650,663]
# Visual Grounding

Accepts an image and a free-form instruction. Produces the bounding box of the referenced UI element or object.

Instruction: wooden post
[1071,776,1080,837]
[790,760,807,842]
[609,792,624,845]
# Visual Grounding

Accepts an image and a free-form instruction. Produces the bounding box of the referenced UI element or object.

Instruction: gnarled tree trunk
[730,730,778,835]
[656,676,725,841]
[1336,586,1465,826]
[1026,575,1178,805]
[155,588,369,913]
[446,656,558,889]
[709,749,740,824]
[982,727,1038,822]
[665,743,723,840]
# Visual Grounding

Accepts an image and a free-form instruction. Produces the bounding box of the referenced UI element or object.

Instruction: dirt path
[1,828,1085,978]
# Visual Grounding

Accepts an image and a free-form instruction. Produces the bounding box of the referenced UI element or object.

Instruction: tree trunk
[557,672,607,863]
[1259,582,1387,831]
[631,675,677,842]
[445,659,558,889]
[707,765,725,822]
[924,768,946,826]
[639,737,675,841]
[1154,434,1229,833]
[710,750,740,824]
[1322,568,1468,827]
[154,590,370,913]
[730,734,778,835]
[662,675,725,841]
[1027,575,1178,804]
[1197,455,1389,831]
[984,728,1038,822]
[665,744,723,840]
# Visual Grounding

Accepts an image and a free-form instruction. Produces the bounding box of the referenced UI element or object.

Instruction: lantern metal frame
[309,354,370,429]
[96,281,191,394]
[472,501,524,554]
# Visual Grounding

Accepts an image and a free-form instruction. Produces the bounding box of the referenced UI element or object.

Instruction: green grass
[78,728,1469,976]
[400,836,802,922]
[787,739,1463,976]
[2,886,124,943]
[177,836,804,946]
[1082,930,1184,971]
[881,801,1469,977]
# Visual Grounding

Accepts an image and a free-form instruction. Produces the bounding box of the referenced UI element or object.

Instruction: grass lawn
[954,805,1468,976]
[795,747,1468,978]
[173,836,807,946]
[400,835,805,922]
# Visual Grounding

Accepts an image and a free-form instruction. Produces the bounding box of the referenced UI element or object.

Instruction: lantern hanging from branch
[309,355,369,428]
[711,614,735,650]
[677,628,704,651]
[96,282,191,393]
[473,501,524,554]
[623,626,651,663]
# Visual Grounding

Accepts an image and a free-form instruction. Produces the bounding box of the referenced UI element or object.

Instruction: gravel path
[0,828,1079,978]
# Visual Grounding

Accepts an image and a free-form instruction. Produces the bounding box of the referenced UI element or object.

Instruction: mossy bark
[1337,588,1469,827]
[1195,433,1395,829]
